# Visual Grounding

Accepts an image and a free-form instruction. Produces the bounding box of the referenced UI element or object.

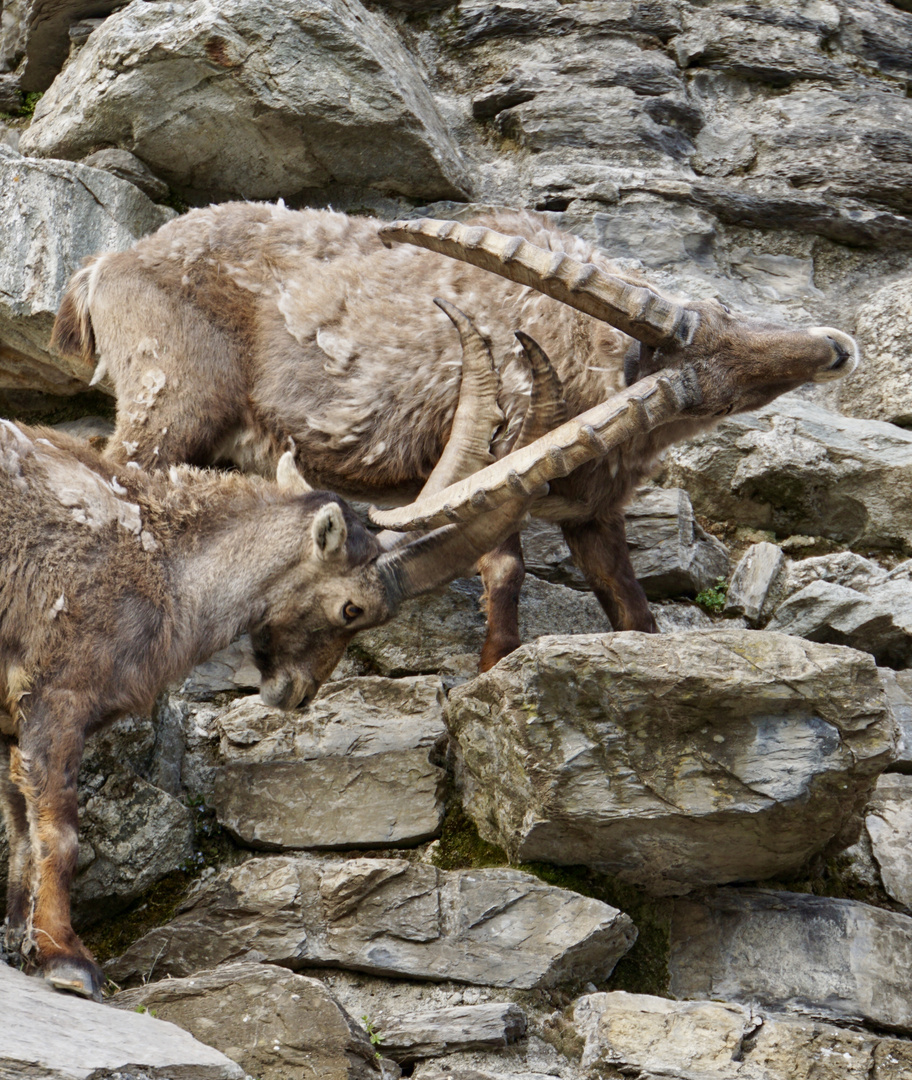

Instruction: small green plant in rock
[695,576,728,614]
[361,1015,384,1059]
[19,91,43,117]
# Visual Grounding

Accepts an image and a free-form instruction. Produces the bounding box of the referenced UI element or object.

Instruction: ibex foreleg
[1,735,32,956]
[478,531,526,672]
[562,513,658,633]
[11,713,102,1000]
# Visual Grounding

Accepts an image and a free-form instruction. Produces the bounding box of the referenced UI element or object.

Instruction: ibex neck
[168,488,301,667]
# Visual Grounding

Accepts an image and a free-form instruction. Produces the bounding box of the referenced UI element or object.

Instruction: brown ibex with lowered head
[0,298,738,1003]
[52,205,859,671]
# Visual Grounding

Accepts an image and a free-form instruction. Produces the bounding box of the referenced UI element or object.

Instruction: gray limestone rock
[659,398,912,550]
[0,146,173,395]
[839,276,912,426]
[211,677,450,850]
[352,575,609,683]
[624,487,730,598]
[723,541,785,625]
[0,960,245,1079]
[572,990,912,1080]
[447,631,895,894]
[113,962,392,1080]
[14,1,122,90]
[765,579,912,668]
[20,0,469,203]
[378,1003,527,1062]
[105,855,637,991]
[670,888,912,1033]
[81,148,169,203]
[882,668,912,769]
[866,773,912,911]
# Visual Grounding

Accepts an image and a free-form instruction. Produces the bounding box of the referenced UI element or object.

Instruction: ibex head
[379,219,858,420]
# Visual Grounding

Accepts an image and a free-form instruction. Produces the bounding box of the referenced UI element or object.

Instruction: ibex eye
[342,602,364,623]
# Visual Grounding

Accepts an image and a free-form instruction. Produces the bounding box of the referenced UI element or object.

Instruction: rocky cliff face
[2,2,912,1078]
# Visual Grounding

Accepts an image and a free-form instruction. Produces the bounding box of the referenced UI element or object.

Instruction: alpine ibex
[1,299,728,1002]
[52,205,859,670]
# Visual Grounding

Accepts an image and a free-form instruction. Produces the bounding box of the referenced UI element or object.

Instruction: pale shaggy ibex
[1,302,721,1003]
[52,205,859,670]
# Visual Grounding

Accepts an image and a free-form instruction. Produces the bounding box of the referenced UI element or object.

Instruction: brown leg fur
[562,513,658,633]
[11,721,102,999]
[1,735,31,953]
[478,532,525,672]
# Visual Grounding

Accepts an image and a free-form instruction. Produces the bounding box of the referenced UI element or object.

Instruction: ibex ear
[311,503,347,560]
[276,451,312,494]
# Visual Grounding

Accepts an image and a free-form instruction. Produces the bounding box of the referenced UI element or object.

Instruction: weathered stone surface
[659,398,912,550]
[0,146,173,394]
[765,577,912,668]
[866,773,912,911]
[215,754,445,851]
[670,889,912,1033]
[81,148,169,202]
[839,277,912,426]
[0,0,27,73]
[106,855,637,990]
[574,991,754,1077]
[378,1003,527,1062]
[14,2,122,90]
[723,541,784,625]
[0,959,245,1079]
[573,990,912,1080]
[211,675,447,849]
[882,668,912,769]
[448,631,895,894]
[21,0,469,203]
[114,961,391,1080]
[215,675,446,763]
[353,575,608,682]
[624,487,730,597]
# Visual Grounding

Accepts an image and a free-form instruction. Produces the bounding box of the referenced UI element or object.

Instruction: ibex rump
[52,205,859,669]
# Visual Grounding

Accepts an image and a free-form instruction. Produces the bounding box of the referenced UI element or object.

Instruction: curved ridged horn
[511,330,568,451]
[421,298,503,493]
[375,299,504,551]
[370,366,701,533]
[379,219,699,350]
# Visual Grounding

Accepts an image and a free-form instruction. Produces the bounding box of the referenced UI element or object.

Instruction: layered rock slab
[20,0,469,202]
[113,961,390,1080]
[447,631,894,894]
[660,398,912,550]
[106,855,636,990]
[573,990,912,1080]
[670,889,912,1034]
[211,675,447,850]
[0,960,244,1079]
[0,146,173,394]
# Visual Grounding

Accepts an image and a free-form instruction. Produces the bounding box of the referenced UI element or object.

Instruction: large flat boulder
[0,146,173,395]
[105,854,636,991]
[573,990,912,1080]
[670,888,912,1034]
[0,960,245,1079]
[211,676,447,850]
[20,0,469,203]
[659,398,912,550]
[113,961,389,1080]
[447,631,895,894]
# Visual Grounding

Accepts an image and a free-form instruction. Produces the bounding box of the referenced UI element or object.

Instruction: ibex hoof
[44,957,105,1002]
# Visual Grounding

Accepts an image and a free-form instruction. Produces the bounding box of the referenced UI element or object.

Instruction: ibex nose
[809,328,860,382]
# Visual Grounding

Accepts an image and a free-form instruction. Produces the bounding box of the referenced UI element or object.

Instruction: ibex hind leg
[0,735,32,958]
[478,531,525,672]
[12,720,104,1000]
[562,513,658,633]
